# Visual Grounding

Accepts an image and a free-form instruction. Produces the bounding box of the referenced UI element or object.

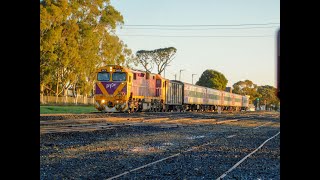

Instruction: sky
[110,0,280,87]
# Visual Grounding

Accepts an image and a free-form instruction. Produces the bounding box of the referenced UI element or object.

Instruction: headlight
[101,100,105,104]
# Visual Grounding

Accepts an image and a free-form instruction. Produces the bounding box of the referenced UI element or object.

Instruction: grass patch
[40,105,99,114]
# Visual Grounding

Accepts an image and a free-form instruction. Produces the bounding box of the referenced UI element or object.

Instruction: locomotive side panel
[155,74,168,103]
[131,72,151,98]
[130,72,160,101]
[131,72,142,97]
[147,74,157,97]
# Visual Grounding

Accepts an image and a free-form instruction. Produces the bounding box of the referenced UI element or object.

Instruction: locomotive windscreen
[112,72,126,81]
[97,72,110,81]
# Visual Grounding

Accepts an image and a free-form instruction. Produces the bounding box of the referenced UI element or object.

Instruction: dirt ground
[40,111,280,179]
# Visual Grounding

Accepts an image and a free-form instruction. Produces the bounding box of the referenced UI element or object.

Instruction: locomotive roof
[129,69,169,80]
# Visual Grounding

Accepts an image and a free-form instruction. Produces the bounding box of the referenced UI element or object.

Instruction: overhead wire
[118,34,274,38]
[117,22,279,38]
[122,22,279,27]
[119,26,278,30]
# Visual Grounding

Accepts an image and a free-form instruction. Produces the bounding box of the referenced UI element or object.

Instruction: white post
[179,69,185,81]
[192,74,197,84]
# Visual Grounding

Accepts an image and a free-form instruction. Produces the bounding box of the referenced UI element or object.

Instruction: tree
[136,47,177,74]
[40,0,78,102]
[257,85,280,110]
[40,0,132,99]
[151,47,177,75]
[232,80,259,103]
[195,69,228,90]
[136,50,154,73]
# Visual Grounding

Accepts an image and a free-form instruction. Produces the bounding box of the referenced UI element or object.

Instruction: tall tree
[70,0,126,98]
[40,0,77,102]
[151,47,177,75]
[195,69,228,90]
[136,47,177,74]
[257,85,280,110]
[136,50,154,73]
[232,80,259,103]
[40,0,132,99]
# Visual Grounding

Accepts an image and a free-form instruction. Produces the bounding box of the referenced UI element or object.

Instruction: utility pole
[179,69,185,81]
[192,74,197,84]
[174,74,177,80]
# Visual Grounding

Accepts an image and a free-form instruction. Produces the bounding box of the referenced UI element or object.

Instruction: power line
[118,34,274,38]
[120,26,279,31]
[122,22,279,27]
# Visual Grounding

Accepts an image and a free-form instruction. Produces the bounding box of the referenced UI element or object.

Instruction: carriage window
[133,73,136,80]
[112,72,126,81]
[97,72,110,81]
[129,76,132,83]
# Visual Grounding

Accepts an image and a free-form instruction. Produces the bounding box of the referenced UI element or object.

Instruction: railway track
[40,111,280,179]
[40,123,130,134]
[40,111,279,134]
[40,111,279,121]
[105,124,280,180]
[103,120,280,179]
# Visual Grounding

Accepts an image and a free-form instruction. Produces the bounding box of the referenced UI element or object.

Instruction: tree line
[40,0,134,100]
[40,0,177,101]
[195,70,280,110]
[40,0,279,109]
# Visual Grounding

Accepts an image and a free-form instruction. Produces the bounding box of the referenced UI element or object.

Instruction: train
[94,65,249,112]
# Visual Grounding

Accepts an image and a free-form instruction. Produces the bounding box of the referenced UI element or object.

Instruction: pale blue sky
[111,0,280,87]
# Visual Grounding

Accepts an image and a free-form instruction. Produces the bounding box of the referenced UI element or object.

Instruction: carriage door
[156,79,161,96]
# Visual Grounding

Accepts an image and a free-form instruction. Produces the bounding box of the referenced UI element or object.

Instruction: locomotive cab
[94,65,129,112]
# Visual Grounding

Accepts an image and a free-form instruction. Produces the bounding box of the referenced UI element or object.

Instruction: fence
[40,96,95,105]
